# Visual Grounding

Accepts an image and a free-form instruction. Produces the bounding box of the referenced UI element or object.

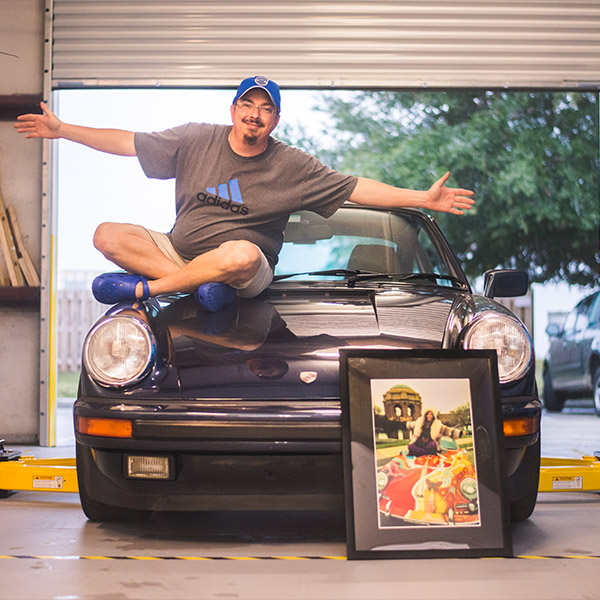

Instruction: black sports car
[74,205,541,522]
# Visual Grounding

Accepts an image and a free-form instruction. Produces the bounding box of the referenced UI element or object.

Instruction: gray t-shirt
[134,123,358,268]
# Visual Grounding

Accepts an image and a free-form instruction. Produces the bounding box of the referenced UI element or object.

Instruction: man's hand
[425,172,475,215]
[14,102,62,139]
[14,102,137,156]
[349,174,475,215]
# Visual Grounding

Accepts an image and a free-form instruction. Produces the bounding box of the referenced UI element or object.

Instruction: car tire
[78,483,151,523]
[543,369,565,412]
[593,367,600,417]
[508,437,541,522]
[76,444,151,523]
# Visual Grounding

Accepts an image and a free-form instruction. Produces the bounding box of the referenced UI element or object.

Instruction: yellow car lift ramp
[1,440,600,496]
[0,440,78,494]
[538,453,600,493]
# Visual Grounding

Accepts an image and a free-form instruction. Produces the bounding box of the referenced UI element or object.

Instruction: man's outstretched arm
[14,102,136,157]
[349,172,475,215]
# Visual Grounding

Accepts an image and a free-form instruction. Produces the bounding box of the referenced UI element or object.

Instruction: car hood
[152,285,463,399]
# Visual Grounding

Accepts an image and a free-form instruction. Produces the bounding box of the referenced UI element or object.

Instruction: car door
[574,292,600,388]
[548,307,578,388]
[550,294,597,390]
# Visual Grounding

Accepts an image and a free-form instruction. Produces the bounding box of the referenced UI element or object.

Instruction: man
[15,76,475,311]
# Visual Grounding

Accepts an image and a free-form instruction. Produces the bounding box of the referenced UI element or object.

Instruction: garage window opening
[55,88,599,399]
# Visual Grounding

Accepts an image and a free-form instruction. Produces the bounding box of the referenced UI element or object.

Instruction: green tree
[450,402,472,429]
[282,91,599,286]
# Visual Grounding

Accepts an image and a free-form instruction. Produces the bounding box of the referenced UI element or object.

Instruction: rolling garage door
[51,0,600,90]
[39,0,599,444]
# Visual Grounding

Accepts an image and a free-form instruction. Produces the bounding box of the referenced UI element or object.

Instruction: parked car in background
[543,290,600,415]
[74,205,541,524]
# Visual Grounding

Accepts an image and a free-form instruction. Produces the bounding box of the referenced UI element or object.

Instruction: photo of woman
[370,378,478,528]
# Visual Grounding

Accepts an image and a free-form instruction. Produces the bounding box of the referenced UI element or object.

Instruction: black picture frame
[340,348,512,559]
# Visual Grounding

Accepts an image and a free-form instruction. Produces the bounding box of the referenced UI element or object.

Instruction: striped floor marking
[0,555,347,561]
[0,555,598,561]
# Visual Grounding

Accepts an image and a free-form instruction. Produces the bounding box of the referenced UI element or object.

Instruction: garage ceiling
[51,0,600,90]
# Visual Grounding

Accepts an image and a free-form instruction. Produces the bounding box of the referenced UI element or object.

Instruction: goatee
[243,134,258,145]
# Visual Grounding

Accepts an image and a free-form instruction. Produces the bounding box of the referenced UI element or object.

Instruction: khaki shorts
[140,227,274,298]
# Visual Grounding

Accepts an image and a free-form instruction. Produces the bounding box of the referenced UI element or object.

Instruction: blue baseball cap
[233,76,281,112]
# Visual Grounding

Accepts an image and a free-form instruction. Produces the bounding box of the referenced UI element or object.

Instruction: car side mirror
[545,322,562,337]
[483,269,528,298]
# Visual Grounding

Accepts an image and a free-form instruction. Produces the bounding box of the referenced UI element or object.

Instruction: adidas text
[196,192,249,215]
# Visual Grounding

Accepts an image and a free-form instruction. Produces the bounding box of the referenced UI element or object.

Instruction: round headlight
[377,471,389,492]
[83,316,155,387]
[461,312,532,383]
[459,477,478,502]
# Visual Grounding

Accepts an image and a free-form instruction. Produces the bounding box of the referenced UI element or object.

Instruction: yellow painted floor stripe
[0,554,597,561]
[0,555,346,561]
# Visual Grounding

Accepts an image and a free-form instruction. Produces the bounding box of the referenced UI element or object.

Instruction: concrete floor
[1,399,599,600]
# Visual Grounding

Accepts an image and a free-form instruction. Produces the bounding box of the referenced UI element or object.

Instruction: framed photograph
[340,348,512,559]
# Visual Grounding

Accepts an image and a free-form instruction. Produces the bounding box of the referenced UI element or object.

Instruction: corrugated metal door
[52,0,600,89]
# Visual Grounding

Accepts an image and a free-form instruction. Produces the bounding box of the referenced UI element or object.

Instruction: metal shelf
[0,287,40,308]
[0,94,43,121]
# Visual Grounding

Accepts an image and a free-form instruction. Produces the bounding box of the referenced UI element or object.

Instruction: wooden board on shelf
[7,207,40,287]
[0,183,39,288]
[0,257,8,286]
[0,214,23,286]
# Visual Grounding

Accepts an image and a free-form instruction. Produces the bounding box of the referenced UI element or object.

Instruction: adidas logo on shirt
[196,178,249,215]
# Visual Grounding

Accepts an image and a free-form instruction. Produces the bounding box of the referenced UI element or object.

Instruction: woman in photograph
[407,409,462,457]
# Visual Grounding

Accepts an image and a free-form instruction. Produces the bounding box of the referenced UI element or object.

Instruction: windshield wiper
[272,268,377,282]
[348,272,467,288]
[272,269,466,289]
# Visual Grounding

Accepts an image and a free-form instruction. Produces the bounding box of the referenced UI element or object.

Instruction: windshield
[275,207,464,287]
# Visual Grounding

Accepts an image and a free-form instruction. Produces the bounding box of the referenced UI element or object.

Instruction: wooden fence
[57,289,106,372]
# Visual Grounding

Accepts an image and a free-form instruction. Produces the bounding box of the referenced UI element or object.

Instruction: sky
[371,378,472,415]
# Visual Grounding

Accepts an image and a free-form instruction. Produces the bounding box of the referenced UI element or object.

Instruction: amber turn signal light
[78,416,133,438]
[503,416,537,438]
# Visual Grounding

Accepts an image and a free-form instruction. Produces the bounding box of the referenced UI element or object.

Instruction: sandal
[195,282,236,312]
[92,272,150,304]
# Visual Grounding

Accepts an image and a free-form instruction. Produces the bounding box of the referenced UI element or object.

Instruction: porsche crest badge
[300,371,318,384]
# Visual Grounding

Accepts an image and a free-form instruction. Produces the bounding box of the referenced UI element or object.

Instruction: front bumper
[74,393,540,512]
[76,444,345,512]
